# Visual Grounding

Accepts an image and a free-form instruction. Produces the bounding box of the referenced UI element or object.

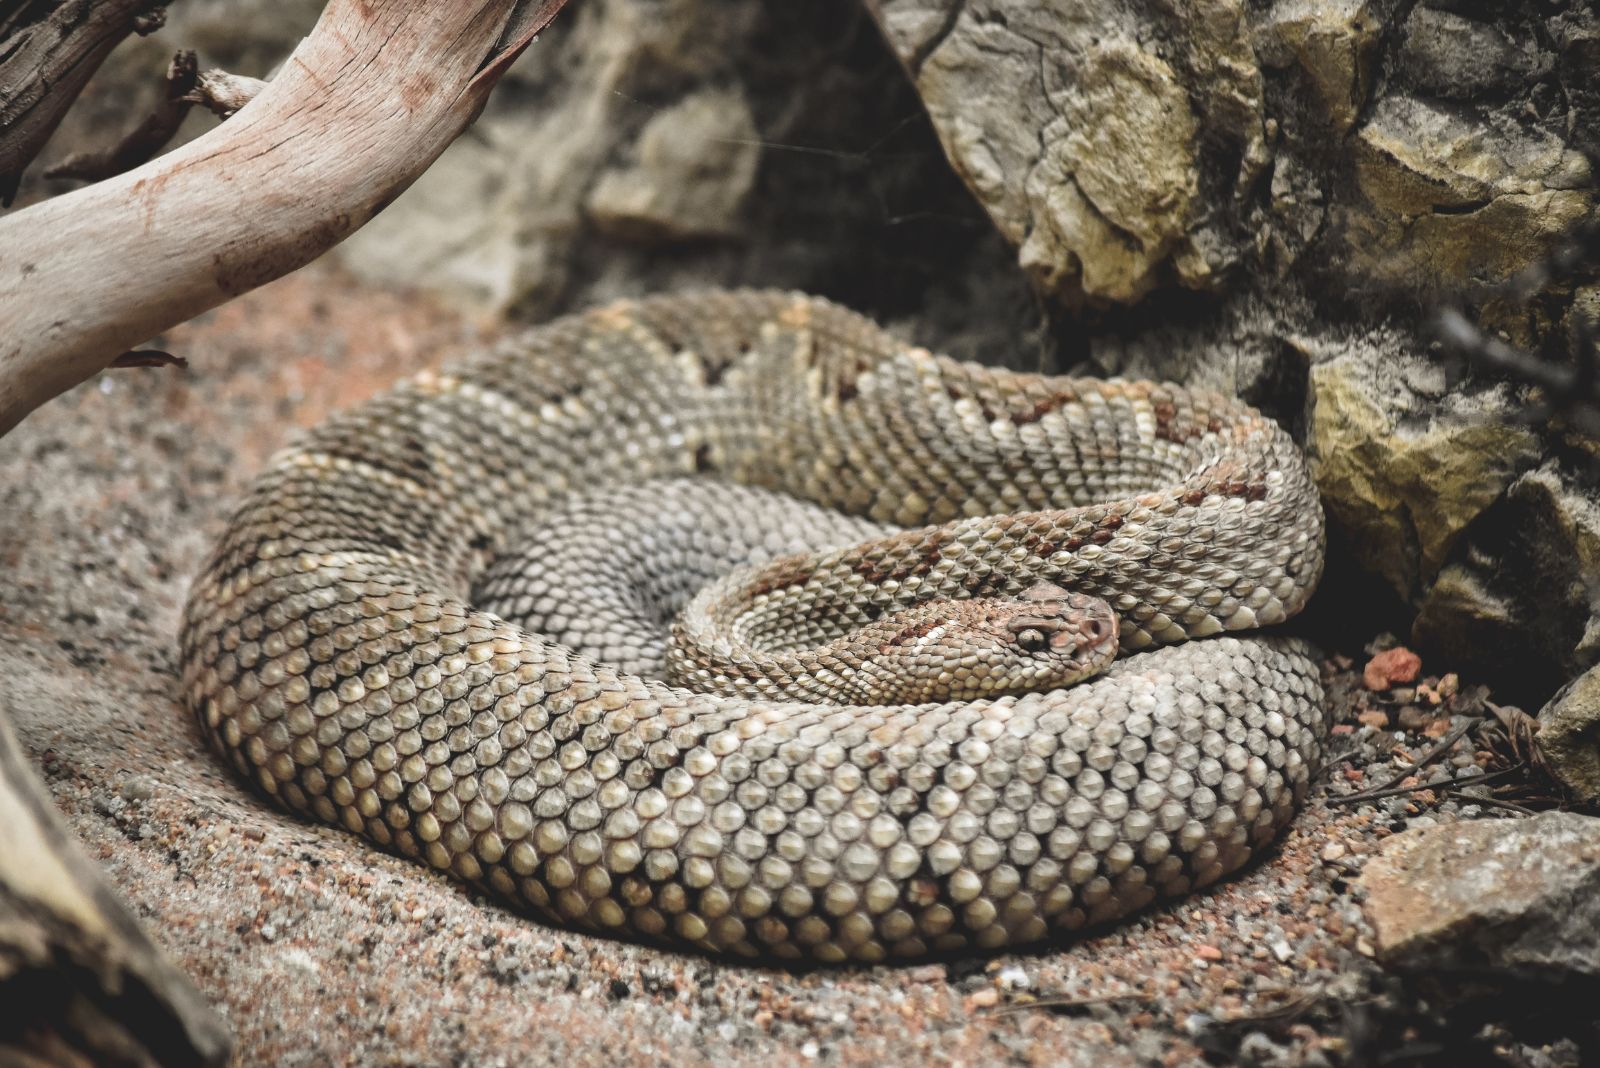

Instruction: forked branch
[0,0,571,437]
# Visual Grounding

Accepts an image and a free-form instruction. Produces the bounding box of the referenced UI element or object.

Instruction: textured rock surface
[868,0,1264,303]
[1361,812,1600,979]
[1309,351,1541,601]
[867,0,1596,309]
[1537,663,1600,802]
[1414,463,1600,706]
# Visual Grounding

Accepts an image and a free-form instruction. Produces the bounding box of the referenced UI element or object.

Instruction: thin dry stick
[1441,790,1536,816]
[44,51,202,184]
[989,992,1150,1015]
[1328,718,1479,806]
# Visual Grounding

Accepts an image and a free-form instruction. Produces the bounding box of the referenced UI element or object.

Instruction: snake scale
[180,290,1327,962]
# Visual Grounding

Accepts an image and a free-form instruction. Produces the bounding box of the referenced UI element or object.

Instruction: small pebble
[1364,647,1422,690]
[965,988,999,1009]
[995,965,1029,991]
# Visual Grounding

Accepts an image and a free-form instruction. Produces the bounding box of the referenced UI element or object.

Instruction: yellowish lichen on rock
[1309,354,1540,599]
[1017,44,1200,302]
[1538,666,1600,803]
[1258,0,1379,132]
[1345,95,1593,296]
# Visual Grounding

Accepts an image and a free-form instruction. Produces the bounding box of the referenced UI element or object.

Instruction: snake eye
[1015,628,1047,653]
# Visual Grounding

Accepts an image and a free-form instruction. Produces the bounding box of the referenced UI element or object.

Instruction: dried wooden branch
[0,713,232,1066]
[0,0,572,437]
[183,68,270,118]
[44,50,202,185]
[0,0,172,206]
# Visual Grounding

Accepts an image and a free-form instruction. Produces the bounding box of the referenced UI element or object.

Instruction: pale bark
[0,713,232,1066]
[0,0,568,437]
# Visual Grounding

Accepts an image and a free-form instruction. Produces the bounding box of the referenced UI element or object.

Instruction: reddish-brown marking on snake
[853,529,948,585]
[747,555,817,597]
[1011,388,1079,426]
[879,617,945,651]
[1019,529,1061,560]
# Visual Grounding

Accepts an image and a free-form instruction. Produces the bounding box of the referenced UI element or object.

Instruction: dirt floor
[0,266,1571,1066]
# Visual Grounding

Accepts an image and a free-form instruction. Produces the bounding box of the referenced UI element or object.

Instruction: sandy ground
[0,267,1495,1066]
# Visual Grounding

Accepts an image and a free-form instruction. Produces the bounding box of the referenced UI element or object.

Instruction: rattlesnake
[180,290,1327,962]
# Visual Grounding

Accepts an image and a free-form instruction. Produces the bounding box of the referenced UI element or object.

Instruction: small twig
[1328,718,1479,806]
[45,51,200,184]
[1211,992,1322,1028]
[989,991,1149,1016]
[1441,790,1537,816]
[1431,219,1600,437]
[1435,309,1600,437]
[1328,765,1529,809]
[110,350,187,369]
[182,69,270,119]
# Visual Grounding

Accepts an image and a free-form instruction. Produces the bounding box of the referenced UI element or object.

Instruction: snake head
[869,581,1120,703]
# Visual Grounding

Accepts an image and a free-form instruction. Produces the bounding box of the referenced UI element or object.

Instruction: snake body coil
[181,291,1327,962]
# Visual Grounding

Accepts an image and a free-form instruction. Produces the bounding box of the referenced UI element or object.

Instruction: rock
[869,0,1264,302]
[1414,463,1600,706]
[1363,647,1421,691]
[1537,666,1600,803]
[1341,93,1592,307]
[1256,0,1380,133]
[1396,7,1546,100]
[1361,811,1600,979]
[1308,348,1541,601]
[1015,42,1201,302]
[586,87,760,241]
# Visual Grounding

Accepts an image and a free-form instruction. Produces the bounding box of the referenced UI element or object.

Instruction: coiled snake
[180,290,1327,962]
